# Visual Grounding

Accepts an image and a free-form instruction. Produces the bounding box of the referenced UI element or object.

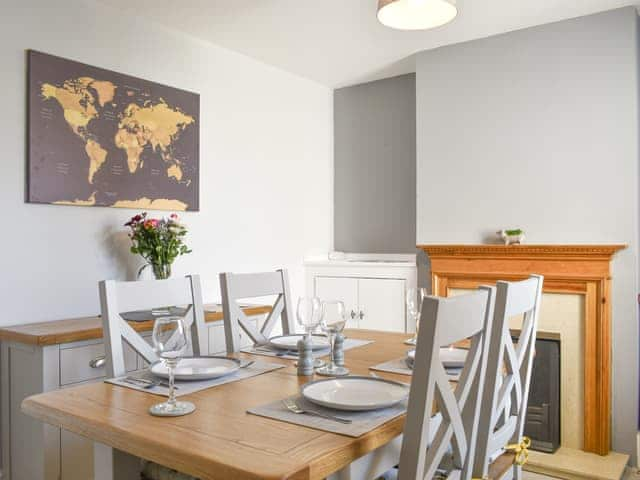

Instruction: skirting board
[526,447,628,480]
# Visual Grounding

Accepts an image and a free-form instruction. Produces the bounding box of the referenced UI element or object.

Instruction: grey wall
[334,74,416,253]
[416,7,639,462]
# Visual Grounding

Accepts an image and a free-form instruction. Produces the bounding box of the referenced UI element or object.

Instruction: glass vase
[152,263,172,280]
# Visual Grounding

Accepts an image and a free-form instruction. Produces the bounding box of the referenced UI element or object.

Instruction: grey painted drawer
[59,341,137,386]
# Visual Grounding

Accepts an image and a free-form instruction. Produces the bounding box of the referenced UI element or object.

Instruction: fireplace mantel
[418,244,626,456]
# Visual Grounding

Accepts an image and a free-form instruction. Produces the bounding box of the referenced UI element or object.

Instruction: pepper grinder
[333,332,345,367]
[297,336,314,376]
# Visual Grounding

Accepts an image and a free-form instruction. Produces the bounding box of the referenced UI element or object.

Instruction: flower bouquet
[125,212,192,280]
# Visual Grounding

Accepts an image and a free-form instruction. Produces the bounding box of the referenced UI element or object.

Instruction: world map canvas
[28,50,200,211]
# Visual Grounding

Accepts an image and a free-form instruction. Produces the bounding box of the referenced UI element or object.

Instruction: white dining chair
[99,275,209,377]
[98,275,208,480]
[472,275,544,480]
[219,269,295,353]
[397,286,496,480]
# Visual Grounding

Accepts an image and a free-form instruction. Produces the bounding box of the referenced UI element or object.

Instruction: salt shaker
[297,336,314,376]
[333,332,345,367]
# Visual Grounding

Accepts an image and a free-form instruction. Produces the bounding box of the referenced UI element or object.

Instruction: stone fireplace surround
[418,244,626,457]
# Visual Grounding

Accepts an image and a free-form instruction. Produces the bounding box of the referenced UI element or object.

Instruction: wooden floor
[525,467,639,480]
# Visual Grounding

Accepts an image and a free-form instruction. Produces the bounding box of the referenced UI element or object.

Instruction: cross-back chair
[472,275,544,480]
[398,286,496,480]
[99,275,208,378]
[98,275,208,480]
[219,269,295,353]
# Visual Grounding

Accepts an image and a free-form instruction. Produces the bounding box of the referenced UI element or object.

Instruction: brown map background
[28,50,200,211]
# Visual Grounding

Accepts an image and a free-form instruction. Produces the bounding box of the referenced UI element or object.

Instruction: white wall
[0,0,333,325]
[416,7,639,461]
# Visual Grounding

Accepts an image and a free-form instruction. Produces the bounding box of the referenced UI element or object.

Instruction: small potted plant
[497,229,525,245]
[125,212,192,280]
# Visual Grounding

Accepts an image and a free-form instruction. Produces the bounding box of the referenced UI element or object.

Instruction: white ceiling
[99,0,638,88]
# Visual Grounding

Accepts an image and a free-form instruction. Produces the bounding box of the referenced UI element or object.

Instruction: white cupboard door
[358,278,406,332]
[314,277,359,328]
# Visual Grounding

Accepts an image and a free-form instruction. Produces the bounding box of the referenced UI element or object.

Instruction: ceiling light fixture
[377,0,457,31]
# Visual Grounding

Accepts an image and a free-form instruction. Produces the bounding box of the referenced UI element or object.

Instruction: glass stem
[328,332,336,370]
[167,359,177,407]
[307,329,315,362]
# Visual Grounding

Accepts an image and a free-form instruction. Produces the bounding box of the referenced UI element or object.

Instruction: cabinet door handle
[89,355,106,369]
[358,310,365,320]
[350,310,357,320]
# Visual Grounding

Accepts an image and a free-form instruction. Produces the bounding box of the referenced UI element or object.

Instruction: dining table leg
[93,441,140,480]
[327,435,402,480]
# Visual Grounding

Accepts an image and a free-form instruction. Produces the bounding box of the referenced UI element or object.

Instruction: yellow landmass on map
[114,127,145,174]
[53,192,97,206]
[41,79,98,134]
[41,77,118,185]
[90,80,116,106]
[112,197,188,211]
[115,100,194,174]
[85,140,107,184]
[167,164,183,181]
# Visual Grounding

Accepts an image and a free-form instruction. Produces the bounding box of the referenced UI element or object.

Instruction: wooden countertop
[0,304,272,347]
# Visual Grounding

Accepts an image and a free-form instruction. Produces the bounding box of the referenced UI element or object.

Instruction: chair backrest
[99,275,207,378]
[472,275,544,478]
[219,269,295,353]
[399,286,495,480]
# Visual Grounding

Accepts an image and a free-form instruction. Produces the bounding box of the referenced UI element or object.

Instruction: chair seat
[141,461,199,480]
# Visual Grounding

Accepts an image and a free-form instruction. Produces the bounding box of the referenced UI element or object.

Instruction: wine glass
[149,316,195,417]
[297,297,322,337]
[296,297,325,368]
[406,288,427,345]
[316,300,349,376]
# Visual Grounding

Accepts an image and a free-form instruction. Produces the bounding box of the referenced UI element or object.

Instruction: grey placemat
[370,357,414,376]
[106,360,285,397]
[370,357,461,381]
[248,394,407,437]
[242,338,374,360]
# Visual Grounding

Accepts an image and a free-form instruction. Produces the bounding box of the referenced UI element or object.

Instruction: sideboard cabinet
[0,305,268,480]
[304,255,417,333]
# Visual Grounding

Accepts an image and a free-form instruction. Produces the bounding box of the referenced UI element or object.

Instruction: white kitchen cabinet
[315,277,359,328]
[306,254,417,333]
[358,278,405,332]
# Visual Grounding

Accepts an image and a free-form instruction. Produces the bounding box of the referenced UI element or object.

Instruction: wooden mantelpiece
[418,244,626,456]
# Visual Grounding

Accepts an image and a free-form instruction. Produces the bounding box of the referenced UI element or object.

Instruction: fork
[253,346,294,357]
[282,398,352,424]
[123,376,175,390]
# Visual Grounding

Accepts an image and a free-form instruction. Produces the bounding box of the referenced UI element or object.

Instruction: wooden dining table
[21,329,415,480]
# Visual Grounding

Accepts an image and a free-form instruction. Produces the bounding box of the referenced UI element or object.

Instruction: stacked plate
[405,347,467,375]
[301,376,409,411]
[151,357,242,381]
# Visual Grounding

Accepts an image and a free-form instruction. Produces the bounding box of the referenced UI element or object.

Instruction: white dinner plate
[151,356,240,381]
[268,334,330,351]
[407,347,467,368]
[301,376,409,411]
